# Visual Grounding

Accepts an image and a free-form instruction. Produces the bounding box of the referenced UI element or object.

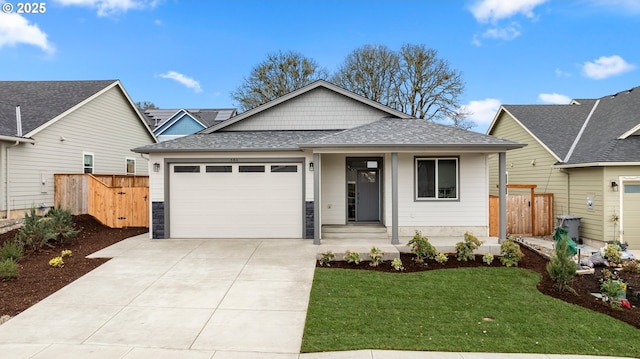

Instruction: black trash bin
[556,215,582,244]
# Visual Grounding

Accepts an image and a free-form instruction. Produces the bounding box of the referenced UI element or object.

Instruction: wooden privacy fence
[489,192,554,237]
[54,174,149,228]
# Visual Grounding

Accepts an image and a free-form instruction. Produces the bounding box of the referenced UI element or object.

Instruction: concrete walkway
[0,234,628,359]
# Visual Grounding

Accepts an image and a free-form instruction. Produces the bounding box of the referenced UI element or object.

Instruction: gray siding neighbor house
[134,80,523,242]
[488,86,640,249]
[0,80,157,220]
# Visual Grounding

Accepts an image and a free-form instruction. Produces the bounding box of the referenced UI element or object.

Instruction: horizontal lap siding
[320,154,346,225]
[568,167,604,242]
[3,86,154,213]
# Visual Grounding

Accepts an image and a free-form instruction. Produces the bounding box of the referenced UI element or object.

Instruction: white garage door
[169,163,303,238]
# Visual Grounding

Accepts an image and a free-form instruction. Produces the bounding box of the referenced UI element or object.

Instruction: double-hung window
[415,157,458,200]
[83,153,94,174]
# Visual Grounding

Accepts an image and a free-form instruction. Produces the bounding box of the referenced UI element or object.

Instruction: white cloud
[0,13,54,53]
[460,98,502,127]
[555,68,571,77]
[482,24,521,40]
[469,0,549,23]
[582,55,636,80]
[54,0,157,16]
[159,71,202,93]
[586,0,640,14]
[539,93,571,104]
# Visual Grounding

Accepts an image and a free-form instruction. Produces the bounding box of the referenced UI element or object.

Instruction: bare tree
[396,44,471,128]
[135,101,157,110]
[331,44,400,104]
[231,50,329,112]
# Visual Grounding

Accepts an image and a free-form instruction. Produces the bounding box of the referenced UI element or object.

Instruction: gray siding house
[0,80,157,219]
[135,81,522,242]
[488,86,640,249]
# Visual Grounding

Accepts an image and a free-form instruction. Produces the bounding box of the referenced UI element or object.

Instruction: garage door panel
[169,163,302,238]
[623,182,640,250]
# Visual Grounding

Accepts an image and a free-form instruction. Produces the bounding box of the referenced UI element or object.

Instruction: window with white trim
[126,158,136,175]
[83,153,94,174]
[415,157,458,200]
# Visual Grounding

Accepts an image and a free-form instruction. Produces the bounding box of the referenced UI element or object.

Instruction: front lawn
[301,267,640,357]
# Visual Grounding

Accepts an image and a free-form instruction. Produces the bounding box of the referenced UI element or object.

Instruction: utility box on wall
[557,215,582,244]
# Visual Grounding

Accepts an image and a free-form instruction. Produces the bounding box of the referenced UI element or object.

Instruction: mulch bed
[0,215,147,317]
[319,247,640,329]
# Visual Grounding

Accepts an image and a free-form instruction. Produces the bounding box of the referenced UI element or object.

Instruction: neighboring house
[134,80,522,242]
[487,86,640,249]
[143,108,237,142]
[0,80,157,219]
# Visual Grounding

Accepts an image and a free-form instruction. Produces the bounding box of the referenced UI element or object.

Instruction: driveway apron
[0,234,318,358]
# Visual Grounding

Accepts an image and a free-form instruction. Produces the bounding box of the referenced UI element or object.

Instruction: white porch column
[391,152,399,244]
[499,152,507,243]
[313,152,321,245]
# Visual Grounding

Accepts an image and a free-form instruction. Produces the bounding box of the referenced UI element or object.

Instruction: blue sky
[1,0,639,133]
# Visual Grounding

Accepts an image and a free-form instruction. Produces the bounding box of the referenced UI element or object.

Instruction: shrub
[48,256,64,268]
[546,231,578,292]
[343,250,361,265]
[435,252,448,264]
[0,258,18,279]
[0,240,24,262]
[483,253,494,265]
[600,279,627,309]
[622,260,640,273]
[61,249,72,258]
[369,246,384,267]
[603,243,622,265]
[318,251,335,267]
[47,207,79,243]
[455,232,482,261]
[499,238,524,267]
[407,230,437,265]
[391,258,404,271]
[15,208,56,251]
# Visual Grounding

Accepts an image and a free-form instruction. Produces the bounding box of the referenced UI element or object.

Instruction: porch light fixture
[309,162,314,171]
[153,162,160,172]
[611,180,618,192]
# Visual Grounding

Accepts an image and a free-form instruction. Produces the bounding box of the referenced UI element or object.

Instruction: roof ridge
[563,99,600,163]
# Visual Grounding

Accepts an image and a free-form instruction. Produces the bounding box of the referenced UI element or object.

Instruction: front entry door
[356,169,380,221]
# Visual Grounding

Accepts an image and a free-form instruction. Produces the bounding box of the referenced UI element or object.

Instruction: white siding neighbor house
[0,80,157,219]
[134,81,523,243]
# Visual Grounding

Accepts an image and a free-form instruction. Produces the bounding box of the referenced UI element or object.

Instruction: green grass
[301,267,640,357]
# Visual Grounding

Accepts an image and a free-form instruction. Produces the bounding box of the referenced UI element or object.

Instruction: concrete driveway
[0,234,318,358]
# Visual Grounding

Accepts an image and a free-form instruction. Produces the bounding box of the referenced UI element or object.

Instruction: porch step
[322,225,388,240]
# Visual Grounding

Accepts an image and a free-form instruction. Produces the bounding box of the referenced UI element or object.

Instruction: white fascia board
[554,162,640,169]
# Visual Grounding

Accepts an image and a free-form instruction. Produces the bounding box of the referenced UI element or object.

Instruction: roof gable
[202,80,411,133]
[0,80,117,137]
[154,110,207,136]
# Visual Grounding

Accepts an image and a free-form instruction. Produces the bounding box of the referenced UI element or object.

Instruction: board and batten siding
[392,152,489,237]
[1,86,154,216]
[488,111,569,216]
[221,87,391,131]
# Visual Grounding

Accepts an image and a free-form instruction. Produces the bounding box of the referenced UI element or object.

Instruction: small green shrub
[343,250,361,265]
[547,232,578,292]
[455,232,482,261]
[600,279,627,309]
[0,258,18,279]
[499,238,524,267]
[435,252,448,264]
[369,246,384,267]
[61,249,72,258]
[48,256,64,268]
[319,251,335,267]
[0,240,23,262]
[407,230,437,265]
[47,207,79,243]
[482,253,494,265]
[603,243,622,265]
[391,258,404,271]
[15,208,56,251]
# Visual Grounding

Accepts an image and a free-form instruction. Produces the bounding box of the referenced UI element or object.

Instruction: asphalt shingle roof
[501,86,640,164]
[133,130,341,153]
[0,80,116,137]
[143,109,236,130]
[301,119,523,149]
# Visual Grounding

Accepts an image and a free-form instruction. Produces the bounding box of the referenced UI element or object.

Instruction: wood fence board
[489,193,554,238]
